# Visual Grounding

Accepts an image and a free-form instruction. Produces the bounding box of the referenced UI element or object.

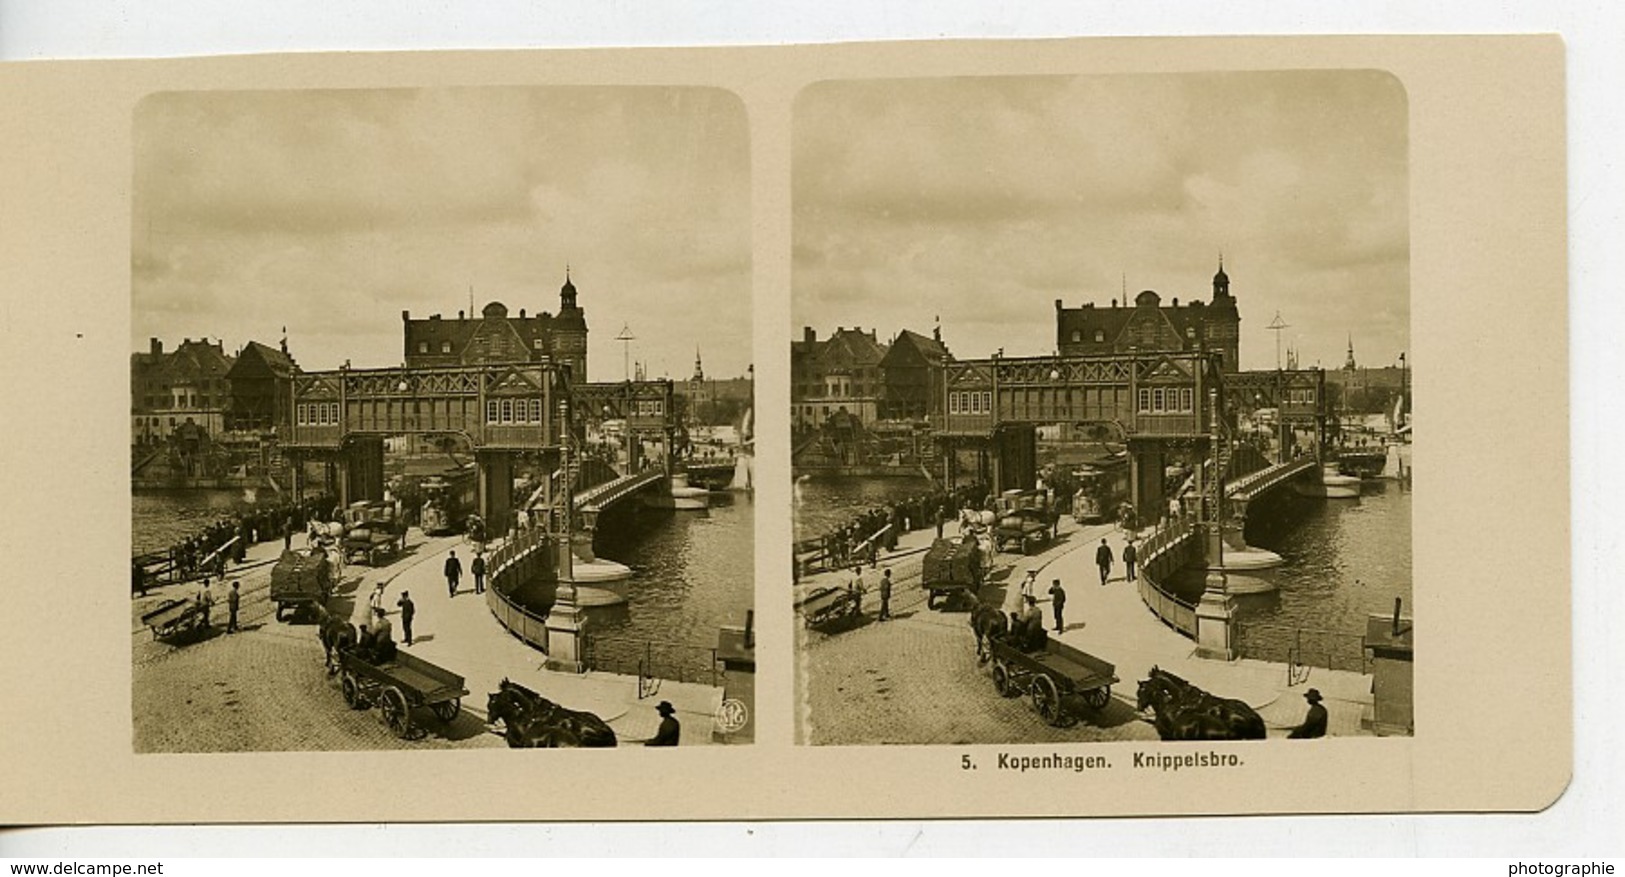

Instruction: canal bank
[794,513,1379,744]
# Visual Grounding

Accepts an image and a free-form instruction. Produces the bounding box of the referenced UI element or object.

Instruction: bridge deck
[574,469,665,514]
[1227,457,1317,502]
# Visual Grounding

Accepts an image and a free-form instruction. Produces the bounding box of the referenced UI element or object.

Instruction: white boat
[644,471,710,510]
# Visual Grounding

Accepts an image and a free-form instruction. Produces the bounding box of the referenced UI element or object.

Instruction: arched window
[440,341,453,354]
[1094,329,1106,343]
[417,341,428,354]
[1071,330,1082,343]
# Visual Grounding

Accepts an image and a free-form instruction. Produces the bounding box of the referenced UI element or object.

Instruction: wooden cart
[988,637,1118,727]
[796,585,862,629]
[337,649,468,740]
[921,538,982,610]
[140,598,209,642]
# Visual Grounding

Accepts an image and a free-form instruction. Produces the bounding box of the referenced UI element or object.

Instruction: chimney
[1054,298,1062,311]
[1112,299,1118,308]
[804,327,816,344]
[150,338,163,356]
[1172,297,1179,307]
[401,309,410,321]
[458,310,465,320]
[430,314,441,321]
[519,308,526,318]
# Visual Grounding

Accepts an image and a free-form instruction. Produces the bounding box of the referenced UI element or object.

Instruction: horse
[1135,667,1267,740]
[969,602,1009,664]
[485,679,618,748]
[315,605,357,676]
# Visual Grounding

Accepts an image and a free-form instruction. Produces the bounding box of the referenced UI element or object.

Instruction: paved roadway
[133,527,725,752]
[795,513,1375,745]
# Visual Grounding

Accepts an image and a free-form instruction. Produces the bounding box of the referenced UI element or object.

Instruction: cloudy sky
[793,71,1409,371]
[133,87,751,379]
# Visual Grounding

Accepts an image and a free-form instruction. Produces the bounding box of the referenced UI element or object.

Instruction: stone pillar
[544,601,589,673]
[1195,387,1237,661]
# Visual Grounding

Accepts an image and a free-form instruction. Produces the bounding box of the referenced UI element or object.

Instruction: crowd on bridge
[803,482,992,574]
[133,492,336,595]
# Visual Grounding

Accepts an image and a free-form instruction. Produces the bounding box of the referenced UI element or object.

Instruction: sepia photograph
[791,72,1413,745]
[129,86,755,751]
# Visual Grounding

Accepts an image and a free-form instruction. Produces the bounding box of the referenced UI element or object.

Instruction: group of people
[815,482,990,572]
[143,493,336,593]
[189,577,243,634]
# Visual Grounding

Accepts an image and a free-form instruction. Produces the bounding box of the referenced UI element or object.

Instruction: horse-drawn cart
[269,548,334,622]
[796,585,862,629]
[140,598,209,642]
[921,537,982,610]
[336,649,468,740]
[987,637,1118,727]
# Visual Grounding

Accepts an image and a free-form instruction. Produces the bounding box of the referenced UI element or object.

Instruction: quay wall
[484,528,559,653]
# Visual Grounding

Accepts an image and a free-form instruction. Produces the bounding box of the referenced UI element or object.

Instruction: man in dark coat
[444,549,463,598]
[1288,688,1329,738]
[396,591,415,646]
[878,568,893,621]
[646,701,680,746]
[226,581,241,633]
[1095,538,1114,586]
[1122,539,1139,581]
[471,551,487,595]
[1048,579,1067,632]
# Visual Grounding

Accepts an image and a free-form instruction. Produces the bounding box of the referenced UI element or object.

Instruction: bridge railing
[484,527,555,654]
[582,634,723,688]
[1236,622,1370,675]
[1135,517,1200,639]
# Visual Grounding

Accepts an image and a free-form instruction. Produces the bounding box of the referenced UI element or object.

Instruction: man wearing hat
[646,701,680,746]
[1095,537,1114,586]
[1288,688,1328,738]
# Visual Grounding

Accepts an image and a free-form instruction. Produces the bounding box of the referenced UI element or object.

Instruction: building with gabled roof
[401,270,589,380]
[791,326,889,429]
[227,339,299,432]
[131,336,237,445]
[879,326,954,420]
[1054,260,1241,372]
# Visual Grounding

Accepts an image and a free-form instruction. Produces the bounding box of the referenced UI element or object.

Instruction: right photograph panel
[791,72,1412,746]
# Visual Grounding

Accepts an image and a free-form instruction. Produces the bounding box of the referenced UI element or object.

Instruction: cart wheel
[992,661,1014,697]
[340,674,362,709]
[381,687,411,739]
[431,698,461,723]
[1083,685,1112,711]
[1032,675,1063,726]
[927,592,939,611]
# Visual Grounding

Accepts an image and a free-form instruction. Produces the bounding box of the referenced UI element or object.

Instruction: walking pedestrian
[878,568,893,621]
[444,549,462,598]
[396,591,415,646]
[1095,537,1114,586]
[197,578,215,628]
[471,550,487,595]
[282,514,295,551]
[1048,579,1067,632]
[1288,689,1329,739]
[646,700,680,746]
[1123,538,1138,582]
[848,565,866,616]
[226,580,240,633]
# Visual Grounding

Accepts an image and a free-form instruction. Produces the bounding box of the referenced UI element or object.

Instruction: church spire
[692,346,705,382]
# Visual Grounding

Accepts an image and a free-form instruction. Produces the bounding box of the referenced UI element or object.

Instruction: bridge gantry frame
[281,361,681,536]
[932,350,1329,520]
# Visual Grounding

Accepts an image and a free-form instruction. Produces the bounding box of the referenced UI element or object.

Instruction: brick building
[401,270,589,380]
[130,337,236,445]
[791,326,888,430]
[1054,260,1242,372]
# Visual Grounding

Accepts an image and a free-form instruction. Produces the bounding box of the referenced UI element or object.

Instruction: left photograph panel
[129,87,756,751]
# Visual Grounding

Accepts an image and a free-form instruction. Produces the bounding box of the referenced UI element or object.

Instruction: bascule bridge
[281,362,681,538]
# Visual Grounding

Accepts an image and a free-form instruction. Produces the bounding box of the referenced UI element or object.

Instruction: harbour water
[132,488,263,555]
[793,475,933,542]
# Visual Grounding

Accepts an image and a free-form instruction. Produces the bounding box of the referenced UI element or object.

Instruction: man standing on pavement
[198,578,215,629]
[848,565,866,617]
[1123,538,1139,582]
[878,567,893,621]
[471,550,487,595]
[368,581,386,617]
[1095,537,1114,585]
[396,591,415,646]
[226,580,241,633]
[1048,578,1067,632]
[444,549,462,598]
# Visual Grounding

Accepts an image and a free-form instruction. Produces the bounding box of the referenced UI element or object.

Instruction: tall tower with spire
[691,346,705,382]
[552,266,589,381]
[1205,255,1241,372]
[1344,334,1357,371]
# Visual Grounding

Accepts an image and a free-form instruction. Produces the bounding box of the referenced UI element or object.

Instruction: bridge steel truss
[282,363,679,534]
[1222,369,1329,464]
[932,351,1228,513]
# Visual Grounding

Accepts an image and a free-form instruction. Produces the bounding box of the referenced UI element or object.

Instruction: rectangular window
[501,399,514,424]
[1153,388,1165,412]
[327,403,338,425]
[296,404,305,426]
[1181,388,1193,412]
[1138,388,1151,412]
[529,398,542,423]
[487,400,499,424]
[948,393,960,414]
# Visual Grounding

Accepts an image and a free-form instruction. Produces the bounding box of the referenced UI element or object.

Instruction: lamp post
[1194,385,1237,660]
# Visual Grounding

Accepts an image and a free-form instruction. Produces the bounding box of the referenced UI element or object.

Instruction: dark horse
[1135,665,1267,740]
[315,605,357,676]
[969,601,1009,664]
[485,679,619,748]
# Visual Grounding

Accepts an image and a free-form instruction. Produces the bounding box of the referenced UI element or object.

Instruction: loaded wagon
[269,548,334,622]
[796,585,862,629]
[341,501,407,567]
[140,598,209,642]
[336,648,468,740]
[993,489,1056,555]
[987,637,1118,727]
[921,537,982,610]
